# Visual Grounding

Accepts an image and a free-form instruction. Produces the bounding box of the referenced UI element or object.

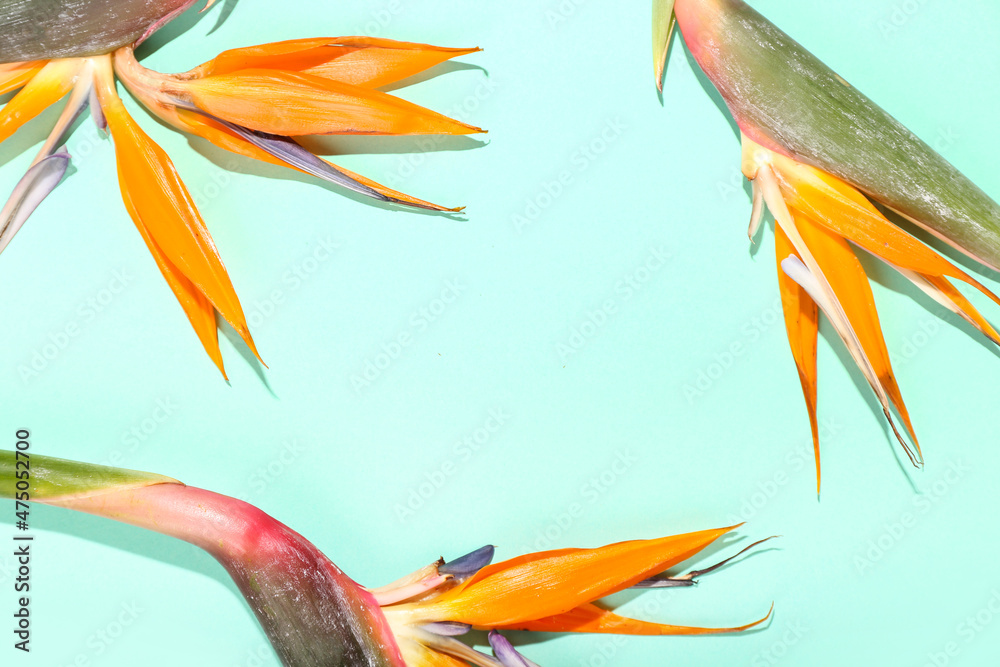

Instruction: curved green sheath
[672,0,1000,269]
[0,448,176,498]
[0,0,198,62]
[0,450,405,667]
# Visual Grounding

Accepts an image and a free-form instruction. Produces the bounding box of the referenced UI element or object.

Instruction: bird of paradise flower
[0,0,483,378]
[653,0,1000,488]
[0,449,773,666]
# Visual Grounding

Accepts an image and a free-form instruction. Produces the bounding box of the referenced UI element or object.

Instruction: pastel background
[1,0,999,665]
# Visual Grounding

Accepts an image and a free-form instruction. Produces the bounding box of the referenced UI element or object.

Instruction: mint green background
[2,0,1000,664]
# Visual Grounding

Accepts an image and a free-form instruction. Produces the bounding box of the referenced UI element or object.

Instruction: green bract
[0,0,199,62]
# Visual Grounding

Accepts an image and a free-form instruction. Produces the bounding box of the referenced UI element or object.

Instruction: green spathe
[663,0,1000,270]
[0,0,199,62]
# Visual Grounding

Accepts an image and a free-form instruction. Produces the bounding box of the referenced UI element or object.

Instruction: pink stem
[51,484,406,667]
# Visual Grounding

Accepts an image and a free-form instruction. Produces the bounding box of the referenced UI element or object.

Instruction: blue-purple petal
[632,536,779,588]
[685,536,778,579]
[630,576,696,589]
[89,85,107,133]
[0,149,71,256]
[488,631,538,667]
[439,545,495,578]
[421,622,471,637]
[197,114,444,211]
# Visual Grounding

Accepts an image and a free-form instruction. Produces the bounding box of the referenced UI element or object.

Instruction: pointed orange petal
[94,64,261,365]
[330,160,462,211]
[201,37,479,89]
[918,273,1000,344]
[182,69,483,136]
[200,38,343,75]
[459,548,582,587]
[775,156,1000,309]
[165,105,302,167]
[0,61,46,96]
[414,527,736,627]
[0,59,78,145]
[794,211,920,458]
[493,601,772,635]
[301,38,480,89]
[775,224,821,490]
[119,178,227,378]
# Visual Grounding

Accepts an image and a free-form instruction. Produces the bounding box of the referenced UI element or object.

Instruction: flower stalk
[0,449,404,666]
[1,449,771,665]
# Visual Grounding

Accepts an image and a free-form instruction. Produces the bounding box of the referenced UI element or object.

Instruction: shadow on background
[141,0,242,58]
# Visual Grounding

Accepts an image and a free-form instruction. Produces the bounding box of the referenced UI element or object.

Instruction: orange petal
[493,601,772,636]
[94,61,261,368]
[199,38,343,75]
[202,37,479,89]
[0,59,79,145]
[333,161,462,211]
[412,527,736,627]
[916,273,1000,345]
[119,178,227,378]
[793,210,920,461]
[0,61,46,96]
[182,69,483,136]
[775,224,821,491]
[774,154,1000,309]
[302,38,480,89]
